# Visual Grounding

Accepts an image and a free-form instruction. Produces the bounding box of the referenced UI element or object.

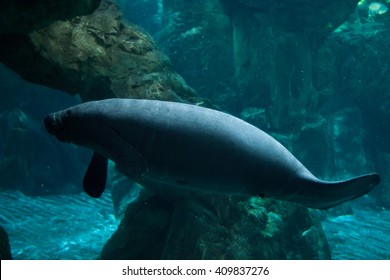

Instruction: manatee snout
[44,109,89,143]
[44,112,70,142]
[44,114,60,136]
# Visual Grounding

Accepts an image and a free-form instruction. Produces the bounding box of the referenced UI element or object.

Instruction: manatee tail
[296,173,380,210]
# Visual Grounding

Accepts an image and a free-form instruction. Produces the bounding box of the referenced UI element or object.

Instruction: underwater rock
[0,0,196,103]
[0,225,12,260]
[0,109,87,196]
[231,0,360,37]
[312,16,390,208]
[155,0,238,112]
[288,107,374,198]
[0,0,101,34]
[291,116,331,178]
[101,194,173,260]
[326,107,369,179]
[156,0,359,129]
[300,226,330,259]
[102,193,331,259]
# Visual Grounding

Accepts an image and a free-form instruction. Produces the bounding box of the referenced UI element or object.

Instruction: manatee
[44,98,380,209]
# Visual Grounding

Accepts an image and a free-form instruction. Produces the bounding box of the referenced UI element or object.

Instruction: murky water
[0,191,118,260]
[1,191,389,259]
[322,208,390,259]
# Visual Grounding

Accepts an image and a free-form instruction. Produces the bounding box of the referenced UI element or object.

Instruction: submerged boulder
[0,225,12,260]
[0,0,197,103]
[101,193,173,260]
[312,12,390,208]
[233,0,359,38]
[101,191,331,260]
[155,0,237,112]
[0,0,101,34]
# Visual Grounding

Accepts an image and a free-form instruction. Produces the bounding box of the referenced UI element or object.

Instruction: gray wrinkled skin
[44,99,380,209]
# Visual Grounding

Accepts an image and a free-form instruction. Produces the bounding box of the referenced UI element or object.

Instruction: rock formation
[0,0,101,34]
[156,0,360,129]
[0,225,12,260]
[312,9,390,207]
[0,0,197,103]
[101,193,331,259]
[154,0,388,208]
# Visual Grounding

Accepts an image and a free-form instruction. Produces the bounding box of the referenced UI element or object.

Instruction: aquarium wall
[0,0,389,260]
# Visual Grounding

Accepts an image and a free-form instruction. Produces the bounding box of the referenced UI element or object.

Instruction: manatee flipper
[83,152,108,198]
[105,127,149,178]
[298,173,380,210]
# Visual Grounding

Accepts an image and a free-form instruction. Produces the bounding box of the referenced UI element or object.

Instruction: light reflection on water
[1,190,389,259]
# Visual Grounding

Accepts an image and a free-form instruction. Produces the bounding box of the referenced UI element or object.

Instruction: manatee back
[103,99,311,194]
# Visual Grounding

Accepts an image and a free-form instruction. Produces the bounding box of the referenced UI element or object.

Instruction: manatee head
[44,108,72,142]
[44,102,108,151]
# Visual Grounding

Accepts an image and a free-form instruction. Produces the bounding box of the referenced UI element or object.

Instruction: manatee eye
[66,109,72,116]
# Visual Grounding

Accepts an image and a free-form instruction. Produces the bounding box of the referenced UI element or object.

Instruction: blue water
[0,0,389,261]
[0,191,118,260]
[322,208,390,259]
[1,190,389,260]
